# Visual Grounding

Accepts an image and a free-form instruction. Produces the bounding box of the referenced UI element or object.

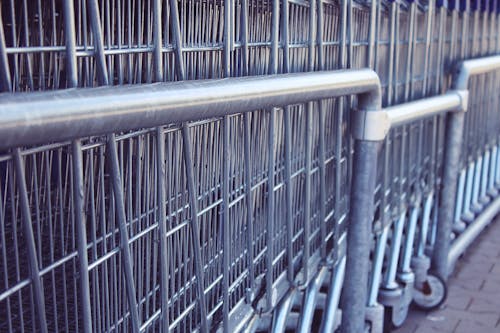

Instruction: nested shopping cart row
[1,1,500,333]
[0,58,499,333]
[2,0,499,91]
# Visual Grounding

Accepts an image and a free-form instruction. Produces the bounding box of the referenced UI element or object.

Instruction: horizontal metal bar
[448,196,500,270]
[454,55,500,89]
[0,70,380,150]
[386,91,468,127]
[352,90,468,141]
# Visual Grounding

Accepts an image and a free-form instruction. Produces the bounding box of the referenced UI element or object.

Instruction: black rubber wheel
[383,305,408,333]
[383,307,395,333]
[412,273,447,311]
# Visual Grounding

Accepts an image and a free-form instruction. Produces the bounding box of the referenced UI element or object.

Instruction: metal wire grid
[454,70,500,222]
[462,72,500,168]
[372,1,439,234]
[0,98,349,333]
[0,1,499,333]
[0,0,350,89]
[367,0,451,310]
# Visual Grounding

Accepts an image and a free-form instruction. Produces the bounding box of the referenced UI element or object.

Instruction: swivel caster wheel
[412,274,447,311]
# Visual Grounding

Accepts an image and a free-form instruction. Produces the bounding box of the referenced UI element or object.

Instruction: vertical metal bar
[282,0,290,73]
[461,0,469,60]
[471,156,483,212]
[448,6,458,89]
[0,8,12,92]
[422,0,434,95]
[224,0,232,77]
[21,0,34,90]
[222,116,230,333]
[432,112,465,279]
[13,149,48,333]
[308,0,317,72]
[373,0,381,72]
[283,106,295,284]
[87,0,109,85]
[383,213,405,288]
[243,112,255,289]
[318,103,327,260]
[400,205,419,273]
[181,124,209,333]
[368,0,377,69]
[387,1,399,105]
[368,226,389,305]
[297,267,328,332]
[72,140,93,333]
[488,146,498,195]
[334,0,348,266]
[263,0,280,310]
[393,2,401,103]
[462,163,476,221]
[340,0,348,69]
[346,0,354,184]
[222,4,232,329]
[106,134,141,332]
[454,170,467,224]
[240,0,249,76]
[303,102,312,283]
[269,0,280,75]
[480,150,491,202]
[151,3,167,326]
[316,0,324,71]
[417,193,434,257]
[156,128,170,333]
[33,0,45,89]
[319,257,346,333]
[63,0,78,88]
[281,0,295,286]
[153,0,164,82]
[342,140,381,333]
[405,2,416,101]
[169,0,186,80]
[265,107,276,309]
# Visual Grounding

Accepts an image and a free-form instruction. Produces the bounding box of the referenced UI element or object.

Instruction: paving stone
[432,301,500,327]
[490,263,500,275]
[413,326,443,333]
[481,279,500,295]
[468,297,500,314]
[411,314,460,333]
[460,257,496,270]
[452,277,486,292]
[444,292,473,311]
[446,286,500,309]
[453,319,500,333]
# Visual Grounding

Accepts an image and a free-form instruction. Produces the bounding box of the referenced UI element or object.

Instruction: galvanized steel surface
[0,1,499,333]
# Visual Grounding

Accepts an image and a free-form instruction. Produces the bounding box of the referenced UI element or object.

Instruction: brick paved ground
[393,218,500,333]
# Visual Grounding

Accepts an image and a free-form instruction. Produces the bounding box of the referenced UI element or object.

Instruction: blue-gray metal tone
[1,1,500,333]
[0,68,381,333]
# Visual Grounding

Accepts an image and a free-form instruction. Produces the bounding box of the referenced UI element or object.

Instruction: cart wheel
[412,274,447,311]
[383,307,394,333]
[383,305,408,333]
